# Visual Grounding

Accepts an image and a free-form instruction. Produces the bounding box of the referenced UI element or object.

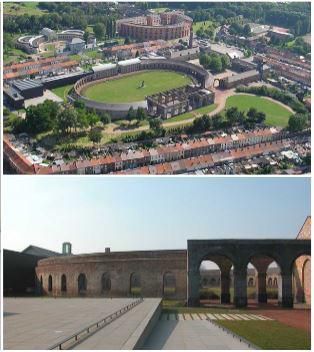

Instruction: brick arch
[302,258,311,304]
[78,273,87,295]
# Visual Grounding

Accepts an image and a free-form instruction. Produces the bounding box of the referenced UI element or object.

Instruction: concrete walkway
[143,319,253,350]
[74,298,161,350]
[4,298,137,350]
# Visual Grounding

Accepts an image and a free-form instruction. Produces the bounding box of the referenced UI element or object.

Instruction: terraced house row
[5,127,304,175]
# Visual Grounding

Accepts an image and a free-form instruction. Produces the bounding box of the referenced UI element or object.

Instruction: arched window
[273,277,278,287]
[268,277,273,287]
[61,274,67,292]
[101,273,111,293]
[78,273,87,293]
[48,275,53,292]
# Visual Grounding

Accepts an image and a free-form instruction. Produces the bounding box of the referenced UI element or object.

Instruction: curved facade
[16,29,85,54]
[36,250,187,299]
[117,12,192,41]
[70,59,212,119]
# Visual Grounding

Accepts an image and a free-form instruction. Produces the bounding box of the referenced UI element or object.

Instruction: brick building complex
[32,218,310,308]
[116,11,193,41]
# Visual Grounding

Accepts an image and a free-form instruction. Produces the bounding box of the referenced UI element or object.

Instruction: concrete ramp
[74,298,161,350]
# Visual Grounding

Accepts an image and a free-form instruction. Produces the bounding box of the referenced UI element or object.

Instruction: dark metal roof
[12,79,44,92]
[22,245,60,257]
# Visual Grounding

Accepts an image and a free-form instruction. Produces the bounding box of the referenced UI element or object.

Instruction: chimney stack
[105,247,111,254]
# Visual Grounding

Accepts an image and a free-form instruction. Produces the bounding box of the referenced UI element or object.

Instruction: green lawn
[217,320,310,350]
[82,70,192,103]
[51,85,73,101]
[225,95,292,127]
[193,20,214,32]
[150,7,169,13]
[4,2,46,15]
[4,47,29,65]
[164,104,217,123]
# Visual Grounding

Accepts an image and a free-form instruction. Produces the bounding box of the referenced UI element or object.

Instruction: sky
[3,176,310,254]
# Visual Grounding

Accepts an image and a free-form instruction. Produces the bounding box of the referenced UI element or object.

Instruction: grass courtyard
[51,84,73,101]
[225,94,292,127]
[217,320,310,350]
[81,70,192,103]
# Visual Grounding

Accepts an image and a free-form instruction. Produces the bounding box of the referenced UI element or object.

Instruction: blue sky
[3,177,310,254]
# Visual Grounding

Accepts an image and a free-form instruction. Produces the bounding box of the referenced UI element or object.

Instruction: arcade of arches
[36,218,310,309]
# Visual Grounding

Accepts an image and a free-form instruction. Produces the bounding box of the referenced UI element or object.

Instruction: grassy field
[193,20,214,32]
[82,70,192,103]
[164,104,217,123]
[51,85,73,101]
[150,7,169,13]
[4,2,46,15]
[217,320,311,350]
[4,47,29,65]
[225,95,292,127]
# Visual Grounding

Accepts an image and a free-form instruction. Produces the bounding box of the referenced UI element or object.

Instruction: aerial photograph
[3,2,311,175]
[3,177,311,349]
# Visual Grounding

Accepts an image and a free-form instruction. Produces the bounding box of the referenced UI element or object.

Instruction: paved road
[4,298,136,350]
[143,319,253,350]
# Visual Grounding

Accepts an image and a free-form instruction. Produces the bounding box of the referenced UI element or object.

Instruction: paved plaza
[4,297,138,349]
[143,319,253,350]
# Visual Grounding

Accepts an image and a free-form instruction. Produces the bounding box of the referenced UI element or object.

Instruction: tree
[211,56,223,73]
[24,100,59,134]
[191,114,212,133]
[149,118,162,132]
[212,113,224,129]
[93,22,106,40]
[55,105,78,135]
[86,111,100,129]
[221,54,231,70]
[136,107,147,121]
[243,24,251,37]
[100,112,111,125]
[288,113,308,132]
[89,127,102,144]
[256,111,266,123]
[247,107,258,121]
[225,107,240,126]
[127,106,136,121]
[83,30,89,43]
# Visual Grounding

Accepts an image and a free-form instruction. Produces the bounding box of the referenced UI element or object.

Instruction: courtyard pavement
[24,90,63,108]
[4,297,137,349]
[143,319,253,350]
